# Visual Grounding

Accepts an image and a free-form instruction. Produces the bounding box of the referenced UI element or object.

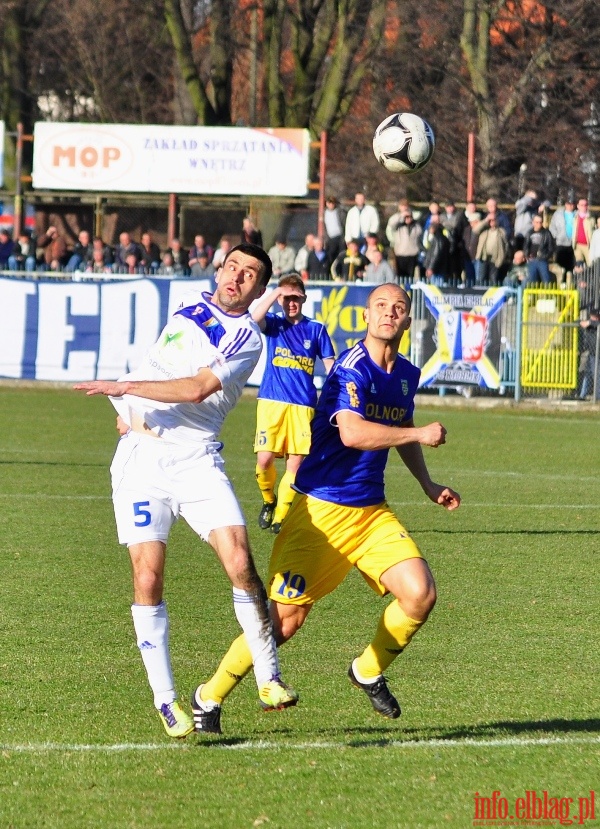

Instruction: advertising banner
[32,123,310,196]
[0,278,377,383]
[414,282,510,388]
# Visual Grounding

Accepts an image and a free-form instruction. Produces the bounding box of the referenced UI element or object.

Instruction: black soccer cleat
[191,685,222,735]
[348,663,401,719]
[270,522,282,535]
[258,499,276,529]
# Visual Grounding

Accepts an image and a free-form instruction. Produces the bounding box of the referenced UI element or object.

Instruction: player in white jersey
[75,244,298,738]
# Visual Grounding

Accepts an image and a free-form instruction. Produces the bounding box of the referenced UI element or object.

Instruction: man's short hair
[366,284,411,313]
[278,273,305,294]
[224,243,273,286]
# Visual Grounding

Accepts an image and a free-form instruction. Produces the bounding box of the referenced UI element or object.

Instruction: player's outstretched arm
[251,286,283,331]
[337,411,447,452]
[74,367,222,404]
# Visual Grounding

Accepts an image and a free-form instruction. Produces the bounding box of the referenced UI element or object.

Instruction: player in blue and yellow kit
[192,283,460,733]
[252,273,335,533]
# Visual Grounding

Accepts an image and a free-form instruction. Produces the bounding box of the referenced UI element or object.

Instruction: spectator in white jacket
[514,190,541,249]
[344,192,380,244]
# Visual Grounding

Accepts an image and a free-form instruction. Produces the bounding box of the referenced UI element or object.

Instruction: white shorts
[110,432,246,546]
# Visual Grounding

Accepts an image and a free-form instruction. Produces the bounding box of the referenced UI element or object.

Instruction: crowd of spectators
[0,227,226,280]
[1,193,600,292]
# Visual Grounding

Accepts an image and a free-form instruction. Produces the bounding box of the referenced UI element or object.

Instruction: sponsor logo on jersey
[161,330,185,349]
[175,302,226,347]
[272,346,315,373]
[191,306,220,329]
[346,381,360,408]
[365,403,407,423]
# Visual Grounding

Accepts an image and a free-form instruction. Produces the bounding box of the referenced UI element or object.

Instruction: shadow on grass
[340,717,600,747]
[191,719,600,749]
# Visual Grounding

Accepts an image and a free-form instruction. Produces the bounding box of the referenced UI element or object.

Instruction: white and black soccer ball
[372,112,435,174]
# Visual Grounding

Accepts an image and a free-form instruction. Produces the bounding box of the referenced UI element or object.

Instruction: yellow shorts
[254,399,314,456]
[268,494,423,605]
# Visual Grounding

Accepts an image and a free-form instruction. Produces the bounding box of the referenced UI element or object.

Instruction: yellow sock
[354,601,425,679]
[273,469,296,525]
[255,462,277,504]
[201,634,253,704]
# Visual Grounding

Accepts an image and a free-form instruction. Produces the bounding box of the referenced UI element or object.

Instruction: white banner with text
[32,123,310,196]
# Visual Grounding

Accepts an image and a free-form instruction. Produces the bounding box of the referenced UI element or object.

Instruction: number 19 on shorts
[274,570,306,600]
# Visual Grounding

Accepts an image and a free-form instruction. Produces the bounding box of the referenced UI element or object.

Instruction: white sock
[131,601,176,709]
[194,687,220,711]
[352,658,380,685]
[232,587,280,687]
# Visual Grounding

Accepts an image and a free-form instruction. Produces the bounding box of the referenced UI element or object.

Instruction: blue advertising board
[0,277,376,383]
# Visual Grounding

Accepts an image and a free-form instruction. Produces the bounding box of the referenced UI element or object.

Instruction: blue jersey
[258,314,335,408]
[294,341,421,507]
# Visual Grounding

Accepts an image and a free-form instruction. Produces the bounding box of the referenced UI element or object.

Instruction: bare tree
[163,0,387,137]
[0,0,51,134]
[30,0,174,125]
[460,0,600,199]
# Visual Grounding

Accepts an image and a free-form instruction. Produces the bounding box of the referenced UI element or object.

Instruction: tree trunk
[164,0,216,124]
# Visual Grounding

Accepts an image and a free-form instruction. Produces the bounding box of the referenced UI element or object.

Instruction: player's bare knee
[403,582,437,620]
[420,581,437,615]
[271,604,307,644]
[277,614,304,643]
[133,569,164,604]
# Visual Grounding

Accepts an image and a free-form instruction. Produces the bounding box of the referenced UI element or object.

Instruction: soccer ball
[373,112,435,174]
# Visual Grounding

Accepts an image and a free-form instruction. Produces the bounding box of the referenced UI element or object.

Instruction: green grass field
[0,387,598,829]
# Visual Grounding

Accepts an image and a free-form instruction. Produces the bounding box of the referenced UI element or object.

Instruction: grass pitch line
[1,735,598,753]
[221,735,600,751]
